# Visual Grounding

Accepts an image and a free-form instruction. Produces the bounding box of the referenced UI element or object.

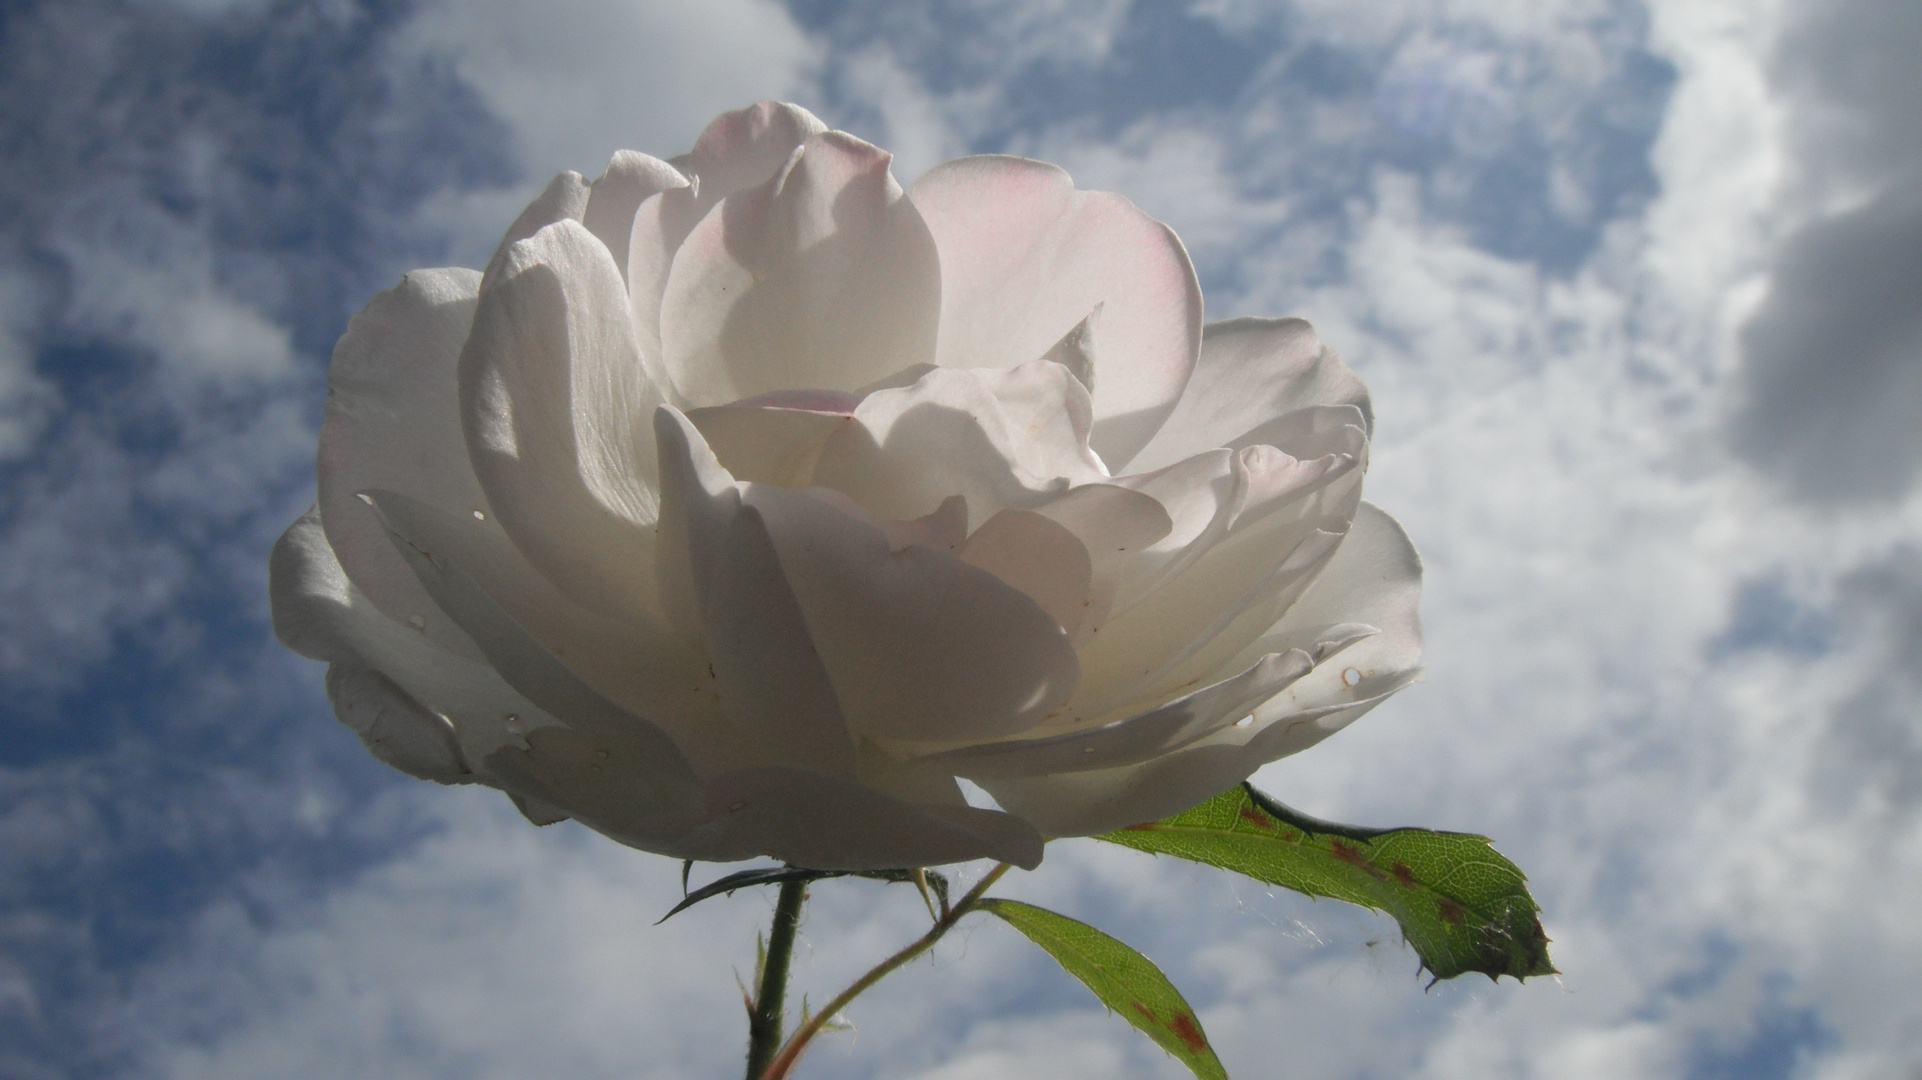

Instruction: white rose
[270,102,1423,872]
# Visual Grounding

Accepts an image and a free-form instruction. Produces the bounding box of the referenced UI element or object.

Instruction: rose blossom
[270,102,1423,871]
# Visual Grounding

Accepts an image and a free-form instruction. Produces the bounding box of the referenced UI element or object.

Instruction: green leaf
[981,899,1228,1080]
[1094,783,1554,983]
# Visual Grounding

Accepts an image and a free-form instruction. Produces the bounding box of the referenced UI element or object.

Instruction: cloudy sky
[2,0,1919,1077]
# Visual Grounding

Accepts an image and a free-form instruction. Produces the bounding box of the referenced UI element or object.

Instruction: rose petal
[678,101,830,206]
[1023,482,1172,645]
[1129,317,1372,473]
[271,507,571,778]
[1070,445,1365,718]
[922,648,1314,781]
[653,409,863,778]
[582,150,688,286]
[686,400,856,488]
[358,489,729,769]
[325,662,471,783]
[660,130,941,405]
[742,483,1081,743]
[486,171,590,280]
[702,505,861,780]
[811,361,1107,528]
[369,492,703,802]
[1227,501,1425,737]
[909,154,1201,468]
[317,267,489,662]
[980,503,1424,836]
[684,767,1044,870]
[460,218,667,625]
[958,508,1092,636]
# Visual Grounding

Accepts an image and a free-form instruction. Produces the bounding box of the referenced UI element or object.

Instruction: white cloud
[394,0,819,183]
[0,269,58,461]
[19,1,1922,1078]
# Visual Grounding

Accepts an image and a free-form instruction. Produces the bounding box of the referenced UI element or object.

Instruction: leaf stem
[744,878,807,1080]
[754,862,1014,1080]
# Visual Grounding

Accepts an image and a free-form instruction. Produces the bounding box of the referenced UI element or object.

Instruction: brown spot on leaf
[1169,1011,1207,1054]
[1392,861,1417,887]
[1238,805,1274,830]
[1124,823,1158,831]
[1329,838,1389,880]
[1437,897,1465,925]
[1132,1002,1157,1023]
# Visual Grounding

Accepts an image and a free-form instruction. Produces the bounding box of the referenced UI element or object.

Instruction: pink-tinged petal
[910,154,1201,468]
[1129,317,1372,473]
[460,219,667,626]
[686,400,857,488]
[679,101,829,205]
[742,483,1081,743]
[272,507,580,784]
[317,267,489,662]
[627,103,825,358]
[682,767,1044,870]
[486,171,590,280]
[369,492,705,805]
[921,649,1314,781]
[582,150,688,286]
[660,131,941,405]
[812,362,1107,528]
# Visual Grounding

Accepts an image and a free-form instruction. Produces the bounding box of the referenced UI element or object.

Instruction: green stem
[744,878,807,1080]
[754,863,1014,1080]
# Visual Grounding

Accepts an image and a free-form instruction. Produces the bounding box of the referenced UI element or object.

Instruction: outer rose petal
[461,219,668,627]
[358,489,727,770]
[272,507,563,784]
[660,131,941,405]
[1129,317,1372,474]
[919,648,1314,780]
[486,171,589,279]
[677,767,1044,870]
[317,267,489,661]
[910,155,1202,469]
[369,493,704,808]
[980,503,1423,836]
[1227,501,1425,744]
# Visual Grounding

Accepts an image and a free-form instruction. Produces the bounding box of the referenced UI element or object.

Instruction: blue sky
[2,1,1919,1077]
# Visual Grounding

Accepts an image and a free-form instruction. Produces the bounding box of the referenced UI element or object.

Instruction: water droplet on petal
[472,509,486,521]
[1342,667,1363,688]
[1235,715,1254,728]
[407,614,426,631]
[355,493,374,505]
[1082,746,1097,754]
[503,714,522,734]
[728,800,747,813]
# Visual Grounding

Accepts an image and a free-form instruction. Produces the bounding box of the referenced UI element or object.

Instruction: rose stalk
[272,102,1545,1078]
